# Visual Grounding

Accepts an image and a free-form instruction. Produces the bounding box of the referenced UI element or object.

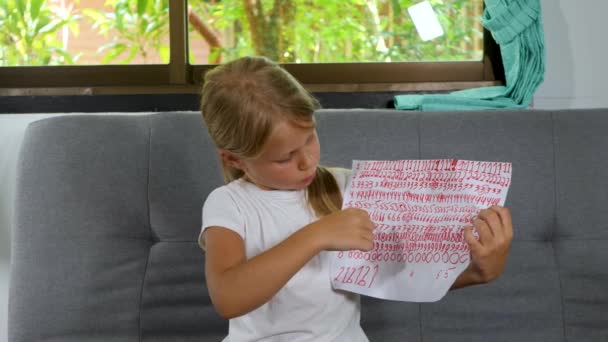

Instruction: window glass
[0,0,170,66]
[187,0,484,65]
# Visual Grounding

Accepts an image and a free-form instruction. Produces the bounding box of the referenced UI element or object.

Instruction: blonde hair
[200,56,342,217]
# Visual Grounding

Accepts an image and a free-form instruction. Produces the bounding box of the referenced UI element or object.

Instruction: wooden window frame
[0,0,503,96]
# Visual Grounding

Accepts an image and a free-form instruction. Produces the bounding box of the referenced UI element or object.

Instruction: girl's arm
[204,208,374,319]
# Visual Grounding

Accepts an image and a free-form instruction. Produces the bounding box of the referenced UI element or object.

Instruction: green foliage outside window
[188,0,484,64]
[83,0,170,64]
[0,0,483,66]
[0,0,81,66]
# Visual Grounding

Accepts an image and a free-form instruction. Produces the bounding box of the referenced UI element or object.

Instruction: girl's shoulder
[203,179,247,208]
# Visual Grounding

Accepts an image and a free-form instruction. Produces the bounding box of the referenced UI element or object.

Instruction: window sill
[0,81,502,97]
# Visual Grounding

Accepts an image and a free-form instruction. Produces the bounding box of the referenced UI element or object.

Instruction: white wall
[1,114,57,342]
[0,2,606,340]
[534,0,608,109]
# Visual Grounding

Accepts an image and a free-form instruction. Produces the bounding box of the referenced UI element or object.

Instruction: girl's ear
[218,149,246,170]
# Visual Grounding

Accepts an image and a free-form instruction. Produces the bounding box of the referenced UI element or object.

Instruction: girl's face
[225,119,320,191]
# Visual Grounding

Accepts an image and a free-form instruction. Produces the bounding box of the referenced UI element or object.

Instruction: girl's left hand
[463,205,513,284]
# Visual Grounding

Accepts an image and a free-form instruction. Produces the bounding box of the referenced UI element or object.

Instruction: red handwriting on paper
[436,266,457,279]
[333,159,510,282]
[333,264,380,288]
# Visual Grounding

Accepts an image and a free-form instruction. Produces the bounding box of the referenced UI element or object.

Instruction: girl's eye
[277,157,292,164]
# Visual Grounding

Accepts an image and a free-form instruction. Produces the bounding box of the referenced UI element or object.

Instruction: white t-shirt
[201,168,368,342]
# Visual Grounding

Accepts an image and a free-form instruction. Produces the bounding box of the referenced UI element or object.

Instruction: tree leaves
[0,0,81,66]
[1,0,483,66]
[188,0,484,63]
[84,0,170,64]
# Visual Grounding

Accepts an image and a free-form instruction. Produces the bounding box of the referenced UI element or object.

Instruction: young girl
[199,56,513,341]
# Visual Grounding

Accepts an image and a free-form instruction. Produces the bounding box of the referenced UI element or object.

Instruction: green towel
[394,0,545,111]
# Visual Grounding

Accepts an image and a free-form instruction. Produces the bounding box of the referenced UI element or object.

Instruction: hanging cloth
[394,0,545,111]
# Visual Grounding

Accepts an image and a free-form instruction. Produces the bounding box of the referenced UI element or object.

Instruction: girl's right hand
[309,208,375,252]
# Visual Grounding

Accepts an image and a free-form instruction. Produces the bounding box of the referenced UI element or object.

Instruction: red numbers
[355,265,370,286]
[369,264,379,288]
[334,264,380,288]
[435,266,457,279]
[333,267,345,282]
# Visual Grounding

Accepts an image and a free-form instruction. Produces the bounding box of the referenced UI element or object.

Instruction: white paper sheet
[329,159,512,302]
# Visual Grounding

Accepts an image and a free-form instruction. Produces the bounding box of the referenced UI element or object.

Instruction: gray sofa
[8,109,608,341]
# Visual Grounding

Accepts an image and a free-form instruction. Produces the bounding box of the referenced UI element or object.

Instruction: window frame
[0,0,503,95]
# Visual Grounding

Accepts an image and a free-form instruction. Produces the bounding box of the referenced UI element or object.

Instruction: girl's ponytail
[307,166,343,217]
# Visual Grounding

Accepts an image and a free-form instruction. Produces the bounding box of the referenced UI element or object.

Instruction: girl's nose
[298,150,315,170]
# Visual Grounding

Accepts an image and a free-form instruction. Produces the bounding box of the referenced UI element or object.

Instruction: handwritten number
[334,267,345,282]
[368,264,379,288]
[345,267,356,284]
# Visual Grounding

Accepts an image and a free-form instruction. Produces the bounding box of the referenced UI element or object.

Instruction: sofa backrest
[9,109,608,341]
